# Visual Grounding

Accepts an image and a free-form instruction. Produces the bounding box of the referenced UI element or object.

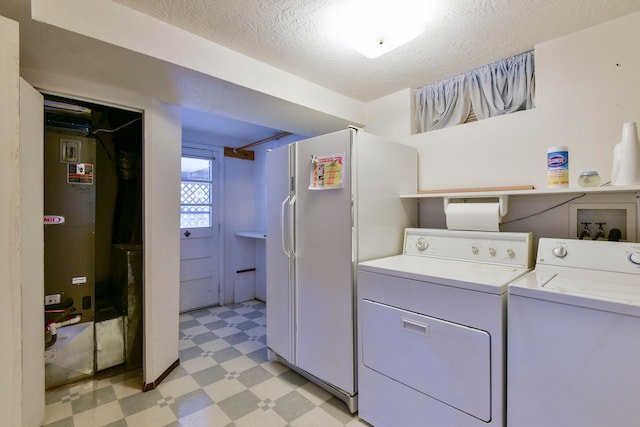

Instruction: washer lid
[509,266,640,316]
[358,254,531,294]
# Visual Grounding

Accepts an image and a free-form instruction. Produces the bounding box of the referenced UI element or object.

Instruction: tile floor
[43,300,370,426]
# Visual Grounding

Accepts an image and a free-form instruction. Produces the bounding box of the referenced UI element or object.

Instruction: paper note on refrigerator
[309,152,344,190]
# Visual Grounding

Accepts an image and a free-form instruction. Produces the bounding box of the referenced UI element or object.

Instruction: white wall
[30,0,365,134]
[364,11,640,241]
[367,11,640,192]
[181,131,260,305]
[224,155,258,304]
[533,10,640,186]
[5,7,640,420]
[180,131,300,305]
[21,69,183,387]
[0,14,24,427]
[364,88,414,138]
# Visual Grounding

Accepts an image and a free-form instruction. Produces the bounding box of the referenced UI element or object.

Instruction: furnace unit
[44,129,97,387]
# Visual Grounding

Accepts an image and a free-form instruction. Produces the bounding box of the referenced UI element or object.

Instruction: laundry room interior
[2,1,640,426]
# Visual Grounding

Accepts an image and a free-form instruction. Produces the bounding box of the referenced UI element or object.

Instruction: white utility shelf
[235,231,267,239]
[401,185,640,199]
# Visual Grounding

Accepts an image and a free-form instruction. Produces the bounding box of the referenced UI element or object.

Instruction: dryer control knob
[552,246,568,258]
[630,252,640,265]
[416,238,428,251]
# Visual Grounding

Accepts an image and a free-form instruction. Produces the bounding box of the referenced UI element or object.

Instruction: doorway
[43,94,144,388]
[179,145,222,312]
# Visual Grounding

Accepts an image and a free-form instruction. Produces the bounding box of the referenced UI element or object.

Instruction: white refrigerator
[266,128,417,412]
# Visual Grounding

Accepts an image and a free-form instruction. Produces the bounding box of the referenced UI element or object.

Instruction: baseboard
[143,359,180,391]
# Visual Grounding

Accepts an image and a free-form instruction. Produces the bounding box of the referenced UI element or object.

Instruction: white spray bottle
[611,122,640,186]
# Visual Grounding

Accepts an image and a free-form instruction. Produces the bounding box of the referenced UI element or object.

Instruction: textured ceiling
[3,0,640,141]
[112,0,640,102]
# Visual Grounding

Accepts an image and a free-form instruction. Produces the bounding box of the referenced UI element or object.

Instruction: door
[266,144,293,361]
[294,129,355,394]
[179,146,221,312]
[20,78,46,427]
[361,299,491,421]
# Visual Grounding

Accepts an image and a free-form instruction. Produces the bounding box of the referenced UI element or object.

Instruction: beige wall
[20,78,45,427]
[0,14,23,427]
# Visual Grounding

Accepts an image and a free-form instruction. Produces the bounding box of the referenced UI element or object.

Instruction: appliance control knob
[507,248,515,258]
[552,246,568,258]
[471,245,479,255]
[630,252,640,265]
[416,238,428,251]
[489,247,496,256]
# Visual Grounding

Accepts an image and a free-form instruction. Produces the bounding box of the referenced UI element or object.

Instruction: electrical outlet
[45,294,61,305]
[569,203,637,241]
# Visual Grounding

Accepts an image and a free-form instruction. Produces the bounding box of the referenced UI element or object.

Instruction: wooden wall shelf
[402,185,640,199]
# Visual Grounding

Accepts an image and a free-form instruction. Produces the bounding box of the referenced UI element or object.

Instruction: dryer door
[361,300,491,421]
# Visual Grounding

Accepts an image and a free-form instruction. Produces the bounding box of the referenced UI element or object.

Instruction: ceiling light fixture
[328,0,435,59]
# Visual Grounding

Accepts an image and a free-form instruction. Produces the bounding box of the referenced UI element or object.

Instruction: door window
[181,157,212,229]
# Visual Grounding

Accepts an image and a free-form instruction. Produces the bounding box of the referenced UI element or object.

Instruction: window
[180,157,212,228]
[415,51,535,133]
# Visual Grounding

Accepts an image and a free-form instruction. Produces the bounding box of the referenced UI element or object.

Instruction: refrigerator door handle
[289,194,297,258]
[281,195,291,257]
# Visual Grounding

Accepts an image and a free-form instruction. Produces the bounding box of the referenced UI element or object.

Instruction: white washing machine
[357,228,533,427]
[507,237,640,427]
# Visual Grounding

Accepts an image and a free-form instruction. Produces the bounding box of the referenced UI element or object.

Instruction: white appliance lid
[509,266,640,316]
[358,254,531,294]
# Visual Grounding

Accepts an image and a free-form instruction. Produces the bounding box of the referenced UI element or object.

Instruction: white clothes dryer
[508,238,640,427]
[357,228,533,427]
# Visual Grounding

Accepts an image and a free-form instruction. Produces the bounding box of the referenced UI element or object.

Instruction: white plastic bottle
[612,122,640,186]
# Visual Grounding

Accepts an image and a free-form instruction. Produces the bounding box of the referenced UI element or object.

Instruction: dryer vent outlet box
[569,203,637,242]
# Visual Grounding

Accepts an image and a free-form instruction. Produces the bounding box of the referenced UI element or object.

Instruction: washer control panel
[404,228,533,268]
[537,238,640,274]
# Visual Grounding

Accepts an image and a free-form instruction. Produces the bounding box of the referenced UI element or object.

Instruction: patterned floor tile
[124,403,177,427]
[202,377,247,403]
[176,403,232,427]
[44,300,367,427]
[157,374,201,401]
[71,386,118,414]
[72,400,124,427]
[273,390,317,422]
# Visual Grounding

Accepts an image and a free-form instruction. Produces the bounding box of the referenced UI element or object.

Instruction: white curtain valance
[415,74,471,132]
[415,51,535,133]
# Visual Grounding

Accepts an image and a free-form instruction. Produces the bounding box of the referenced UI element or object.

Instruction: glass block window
[181,157,213,228]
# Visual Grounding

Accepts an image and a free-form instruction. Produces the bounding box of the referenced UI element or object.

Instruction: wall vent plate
[569,203,637,242]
